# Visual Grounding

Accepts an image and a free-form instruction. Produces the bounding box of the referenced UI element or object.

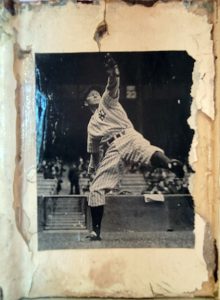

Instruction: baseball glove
[104,53,119,77]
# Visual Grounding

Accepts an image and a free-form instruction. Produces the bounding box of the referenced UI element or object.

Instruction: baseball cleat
[168,159,184,178]
[86,231,102,241]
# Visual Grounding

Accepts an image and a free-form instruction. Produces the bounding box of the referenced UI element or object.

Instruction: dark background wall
[35,51,194,163]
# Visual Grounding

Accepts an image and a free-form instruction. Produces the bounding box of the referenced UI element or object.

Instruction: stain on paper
[89,259,125,288]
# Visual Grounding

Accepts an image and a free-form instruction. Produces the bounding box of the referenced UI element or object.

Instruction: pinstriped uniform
[87,78,162,207]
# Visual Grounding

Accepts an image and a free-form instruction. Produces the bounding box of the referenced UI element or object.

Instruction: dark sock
[90,205,104,237]
[150,151,170,169]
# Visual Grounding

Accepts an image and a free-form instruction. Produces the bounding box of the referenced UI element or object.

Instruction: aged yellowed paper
[0,1,219,299]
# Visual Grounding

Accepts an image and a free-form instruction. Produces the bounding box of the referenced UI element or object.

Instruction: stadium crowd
[38,157,192,196]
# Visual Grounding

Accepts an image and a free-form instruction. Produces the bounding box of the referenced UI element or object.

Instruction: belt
[105,130,126,147]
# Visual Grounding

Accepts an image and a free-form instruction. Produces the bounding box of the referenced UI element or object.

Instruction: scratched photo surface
[36,52,195,250]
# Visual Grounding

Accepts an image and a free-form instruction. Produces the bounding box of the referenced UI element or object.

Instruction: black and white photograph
[36,51,195,250]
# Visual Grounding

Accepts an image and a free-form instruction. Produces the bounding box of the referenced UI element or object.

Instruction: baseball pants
[88,129,162,207]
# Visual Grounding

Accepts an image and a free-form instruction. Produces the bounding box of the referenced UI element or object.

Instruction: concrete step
[53,212,84,215]
[38,185,56,189]
[54,204,81,208]
[119,188,146,193]
[38,179,57,183]
[54,201,81,205]
[53,208,82,212]
[121,179,146,183]
[48,215,85,220]
[121,174,145,178]
[121,180,145,184]
[54,204,82,208]
[54,202,82,205]
[47,223,85,227]
[123,173,144,177]
[45,225,86,230]
[38,188,56,192]
[46,220,86,224]
[120,184,145,188]
[120,184,146,187]
[47,217,85,222]
[38,186,57,190]
[47,216,85,220]
[37,179,57,184]
[38,192,55,196]
[50,200,85,203]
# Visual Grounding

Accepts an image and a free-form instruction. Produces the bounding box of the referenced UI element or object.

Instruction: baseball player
[85,53,184,241]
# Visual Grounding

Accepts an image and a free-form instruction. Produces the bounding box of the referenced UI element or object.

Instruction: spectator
[68,163,80,195]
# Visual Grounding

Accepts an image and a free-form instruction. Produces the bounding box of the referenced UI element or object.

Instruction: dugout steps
[37,173,58,195]
[38,195,87,231]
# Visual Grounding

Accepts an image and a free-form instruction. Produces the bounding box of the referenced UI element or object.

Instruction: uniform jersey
[87,81,133,153]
